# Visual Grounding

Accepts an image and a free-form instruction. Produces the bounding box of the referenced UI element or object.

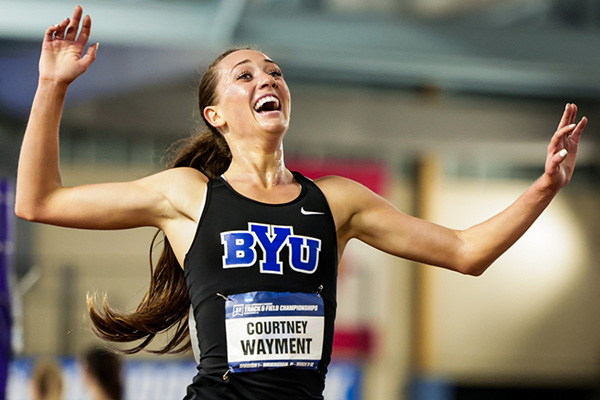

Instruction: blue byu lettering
[220,223,321,274]
[251,223,293,274]
[288,236,321,274]
[221,231,257,268]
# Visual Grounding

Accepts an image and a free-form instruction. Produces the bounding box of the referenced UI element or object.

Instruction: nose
[258,72,277,89]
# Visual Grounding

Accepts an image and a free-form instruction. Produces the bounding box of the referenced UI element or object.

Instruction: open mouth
[254,95,281,113]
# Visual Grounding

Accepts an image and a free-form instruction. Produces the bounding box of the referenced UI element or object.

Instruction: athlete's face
[205,50,291,138]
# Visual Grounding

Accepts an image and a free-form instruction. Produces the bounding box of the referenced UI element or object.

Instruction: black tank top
[184,171,338,400]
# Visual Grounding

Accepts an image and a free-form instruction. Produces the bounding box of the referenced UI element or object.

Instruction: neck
[225,137,291,188]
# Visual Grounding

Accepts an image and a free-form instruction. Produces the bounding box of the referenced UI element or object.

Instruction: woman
[15,6,587,400]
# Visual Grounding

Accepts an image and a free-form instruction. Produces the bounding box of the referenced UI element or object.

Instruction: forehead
[217,49,275,71]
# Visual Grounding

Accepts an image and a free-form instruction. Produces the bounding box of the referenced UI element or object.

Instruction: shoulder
[144,166,208,183]
[137,167,209,221]
[136,167,208,191]
[314,175,375,201]
[313,175,380,233]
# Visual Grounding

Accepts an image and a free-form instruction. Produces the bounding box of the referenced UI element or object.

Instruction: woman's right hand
[39,5,98,85]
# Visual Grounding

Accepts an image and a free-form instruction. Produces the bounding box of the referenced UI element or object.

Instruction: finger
[557,103,572,130]
[66,5,84,41]
[549,122,576,148]
[568,103,578,125]
[60,18,71,40]
[45,24,60,42]
[547,122,576,156]
[547,149,568,175]
[570,116,587,143]
[80,43,99,70]
[557,123,577,139]
[46,18,69,40]
[76,14,92,47]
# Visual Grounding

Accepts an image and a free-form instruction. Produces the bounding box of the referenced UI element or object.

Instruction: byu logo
[220,223,321,274]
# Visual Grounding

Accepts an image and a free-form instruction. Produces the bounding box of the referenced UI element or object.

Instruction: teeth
[254,95,279,111]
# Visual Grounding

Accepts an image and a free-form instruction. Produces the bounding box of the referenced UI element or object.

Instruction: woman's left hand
[542,103,587,192]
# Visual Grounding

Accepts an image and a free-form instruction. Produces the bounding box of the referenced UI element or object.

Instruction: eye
[236,71,253,81]
[269,69,282,78]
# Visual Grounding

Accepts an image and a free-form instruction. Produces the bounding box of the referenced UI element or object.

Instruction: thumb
[80,42,99,69]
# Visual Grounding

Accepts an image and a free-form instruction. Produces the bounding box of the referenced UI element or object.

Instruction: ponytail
[85,49,245,354]
[87,232,192,354]
[167,128,231,179]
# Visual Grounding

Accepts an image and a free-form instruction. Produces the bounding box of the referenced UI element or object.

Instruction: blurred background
[0,0,599,399]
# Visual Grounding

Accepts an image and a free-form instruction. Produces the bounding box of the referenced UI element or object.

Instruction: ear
[203,106,226,129]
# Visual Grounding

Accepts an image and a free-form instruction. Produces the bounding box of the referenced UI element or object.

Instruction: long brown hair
[87,48,246,354]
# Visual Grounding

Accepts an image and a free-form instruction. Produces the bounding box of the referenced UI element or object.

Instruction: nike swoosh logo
[301,207,325,216]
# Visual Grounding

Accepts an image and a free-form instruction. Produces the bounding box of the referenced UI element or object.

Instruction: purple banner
[0,178,14,400]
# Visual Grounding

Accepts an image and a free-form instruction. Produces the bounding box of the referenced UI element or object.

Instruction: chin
[260,121,289,135]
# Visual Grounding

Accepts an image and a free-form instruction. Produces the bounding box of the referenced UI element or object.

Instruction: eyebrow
[231,58,279,72]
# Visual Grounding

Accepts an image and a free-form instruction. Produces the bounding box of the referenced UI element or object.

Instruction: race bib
[225,291,324,373]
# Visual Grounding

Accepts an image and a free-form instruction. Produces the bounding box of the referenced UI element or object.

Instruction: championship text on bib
[225,291,325,373]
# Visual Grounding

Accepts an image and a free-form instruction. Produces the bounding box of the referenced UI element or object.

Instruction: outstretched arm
[455,103,587,274]
[319,104,587,275]
[15,7,205,233]
[16,6,98,221]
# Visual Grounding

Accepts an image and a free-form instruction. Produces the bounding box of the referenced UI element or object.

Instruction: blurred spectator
[81,347,123,400]
[30,357,63,400]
